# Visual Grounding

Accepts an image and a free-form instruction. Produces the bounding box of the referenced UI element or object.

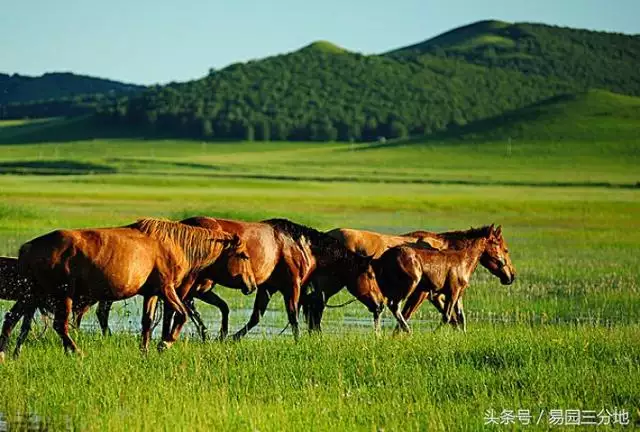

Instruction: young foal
[373,225,515,332]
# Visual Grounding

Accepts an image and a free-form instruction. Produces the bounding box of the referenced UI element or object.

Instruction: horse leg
[13,305,36,358]
[0,300,27,362]
[388,301,412,334]
[72,304,90,331]
[442,288,462,328]
[454,298,466,333]
[140,295,158,353]
[159,310,188,351]
[97,301,113,336]
[184,298,209,342]
[399,289,429,330]
[196,290,230,341]
[232,285,275,340]
[282,283,301,341]
[53,296,79,354]
[429,293,458,330]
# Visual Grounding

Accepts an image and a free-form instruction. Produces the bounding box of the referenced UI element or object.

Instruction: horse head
[224,233,258,295]
[479,224,516,285]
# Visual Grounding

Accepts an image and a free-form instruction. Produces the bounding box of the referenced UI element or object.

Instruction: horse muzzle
[501,270,515,285]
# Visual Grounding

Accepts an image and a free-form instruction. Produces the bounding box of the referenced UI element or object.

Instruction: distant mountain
[0,72,144,104]
[0,72,145,119]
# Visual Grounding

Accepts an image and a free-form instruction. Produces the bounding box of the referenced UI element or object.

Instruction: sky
[2,0,638,85]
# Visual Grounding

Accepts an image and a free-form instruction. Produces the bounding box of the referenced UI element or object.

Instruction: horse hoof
[157,341,172,352]
[0,352,5,363]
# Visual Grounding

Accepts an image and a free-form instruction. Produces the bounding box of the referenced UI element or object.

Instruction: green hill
[434,89,640,142]
[91,20,639,142]
[387,21,640,97]
[0,72,144,105]
[0,72,145,120]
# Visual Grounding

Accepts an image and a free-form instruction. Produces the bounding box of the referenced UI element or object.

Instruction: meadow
[0,118,638,430]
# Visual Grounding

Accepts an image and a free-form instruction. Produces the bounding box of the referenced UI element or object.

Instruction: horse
[156,216,316,342]
[372,224,515,333]
[0,218,256,360]
[0,256,108,359]
[302,226,496,332]
[263,219,384,334]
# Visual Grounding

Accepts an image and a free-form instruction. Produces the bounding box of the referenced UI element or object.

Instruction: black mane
[263,218,370,269]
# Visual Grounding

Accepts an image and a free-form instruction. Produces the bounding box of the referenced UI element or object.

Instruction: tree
[255,119,271,141]
[201,118,214,138]
[244,123,255,141]
[389,121,408,139]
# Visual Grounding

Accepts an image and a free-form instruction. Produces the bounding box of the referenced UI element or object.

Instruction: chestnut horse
[158,216,316,342]
[302,226,498,331]
[0,218,255,359]
[372,225,515,332]
[262,219,384,333]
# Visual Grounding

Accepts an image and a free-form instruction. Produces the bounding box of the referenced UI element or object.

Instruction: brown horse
[1,218,255,359]
[0,256,103,359]
[263,219,384,333]
[303,226,499,331]
[372,225,515,333]
[158,216,316,342]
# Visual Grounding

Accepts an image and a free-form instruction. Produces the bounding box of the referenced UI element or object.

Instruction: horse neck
[136,220,234,271]
[457,237,488,278]
[419,236,486,278]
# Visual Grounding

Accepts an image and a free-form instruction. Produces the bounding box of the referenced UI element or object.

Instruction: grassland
[0,116,638,430]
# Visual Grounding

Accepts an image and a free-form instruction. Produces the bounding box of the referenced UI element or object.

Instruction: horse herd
[0,216,516,361]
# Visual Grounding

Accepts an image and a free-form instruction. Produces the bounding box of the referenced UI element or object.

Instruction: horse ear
[496,225,503,237]
[489,223,495,234]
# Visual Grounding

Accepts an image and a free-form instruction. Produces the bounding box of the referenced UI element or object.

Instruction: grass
[0,118,639,429]
[0,326,638,431]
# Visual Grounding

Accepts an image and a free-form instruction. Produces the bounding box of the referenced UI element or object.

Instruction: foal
[373,225,515,332]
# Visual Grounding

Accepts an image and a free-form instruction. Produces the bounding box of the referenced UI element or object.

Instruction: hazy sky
[2,0,638,85]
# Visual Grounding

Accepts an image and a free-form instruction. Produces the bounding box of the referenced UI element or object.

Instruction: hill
[386,20,640,97]
[431,89,640,142]
[92,20,639,142]
[0,72,145,120]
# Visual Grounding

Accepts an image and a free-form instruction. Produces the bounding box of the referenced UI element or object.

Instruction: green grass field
[0,116,638,430]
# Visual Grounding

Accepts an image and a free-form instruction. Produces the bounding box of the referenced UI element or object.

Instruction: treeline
[0,94,115,120]
[0,72,144,105]
[96,46,579,141]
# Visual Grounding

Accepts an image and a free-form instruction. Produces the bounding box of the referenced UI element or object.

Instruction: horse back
[182,216,280,285]
[19,228,161,298]
[327,228,418,258]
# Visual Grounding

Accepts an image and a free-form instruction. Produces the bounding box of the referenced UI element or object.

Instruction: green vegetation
[0,83,638,429]
[0,327,638,431]
[0,72,144,119]
[90,20,640,142]
[5,21,639,143]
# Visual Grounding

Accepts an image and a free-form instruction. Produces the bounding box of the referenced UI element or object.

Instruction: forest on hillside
[4,21,639,142]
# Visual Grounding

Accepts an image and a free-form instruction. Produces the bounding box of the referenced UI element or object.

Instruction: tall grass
[0,326,638,431]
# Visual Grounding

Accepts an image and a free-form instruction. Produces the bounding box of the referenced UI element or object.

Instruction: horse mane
[436,225,493,248]
[263,218,369,268]
[130,218,235,269]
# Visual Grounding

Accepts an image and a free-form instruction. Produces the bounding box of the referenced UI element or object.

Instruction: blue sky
[2,0,638,85]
